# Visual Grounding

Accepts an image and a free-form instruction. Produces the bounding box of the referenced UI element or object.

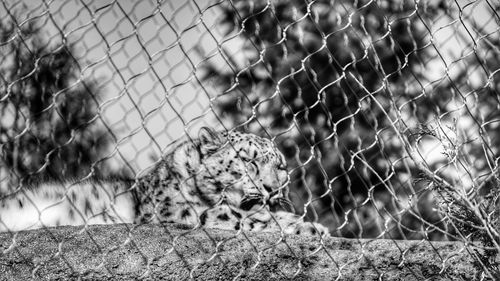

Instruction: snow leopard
[0,127,329,237]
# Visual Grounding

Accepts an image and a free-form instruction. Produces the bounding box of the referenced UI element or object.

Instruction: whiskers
[273,197,294,212]
[240,193,264,211]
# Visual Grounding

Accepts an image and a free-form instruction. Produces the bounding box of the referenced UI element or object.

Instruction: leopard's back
[0,180,135,231]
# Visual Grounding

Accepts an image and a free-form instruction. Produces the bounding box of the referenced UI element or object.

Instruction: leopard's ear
[199,127,219,143]
[198,127,224,155]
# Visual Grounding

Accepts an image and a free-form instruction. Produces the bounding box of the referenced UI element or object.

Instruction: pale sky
[1,0,233,174]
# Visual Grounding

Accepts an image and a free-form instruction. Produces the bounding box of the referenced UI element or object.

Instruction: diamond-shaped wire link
[0,0,498,279]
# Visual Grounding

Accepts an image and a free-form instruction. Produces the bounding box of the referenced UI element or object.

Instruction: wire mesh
[0,0,499,279]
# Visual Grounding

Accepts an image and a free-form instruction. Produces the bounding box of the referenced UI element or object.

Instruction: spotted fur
[0,127,329,237]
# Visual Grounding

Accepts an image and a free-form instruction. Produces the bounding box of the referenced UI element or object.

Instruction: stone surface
[0,224,481,280]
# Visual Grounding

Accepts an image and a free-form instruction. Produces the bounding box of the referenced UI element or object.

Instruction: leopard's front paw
[290,222,330,237]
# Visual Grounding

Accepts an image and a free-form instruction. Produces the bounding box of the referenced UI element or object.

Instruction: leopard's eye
[238,151,252,162]
[241,156,252,162]
[239,148,260,161]
[247,161,258,173]
[238,151,258,171]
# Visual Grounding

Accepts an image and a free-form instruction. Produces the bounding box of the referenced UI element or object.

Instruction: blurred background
[0,0,499,247]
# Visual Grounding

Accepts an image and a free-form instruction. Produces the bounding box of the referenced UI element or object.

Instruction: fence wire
[0,0,499,279]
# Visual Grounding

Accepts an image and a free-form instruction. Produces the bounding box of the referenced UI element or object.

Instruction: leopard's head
[174,127,290,211]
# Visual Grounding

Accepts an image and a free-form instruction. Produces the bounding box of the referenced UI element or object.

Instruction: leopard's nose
[263,184,282,198]
[263,184,273,193]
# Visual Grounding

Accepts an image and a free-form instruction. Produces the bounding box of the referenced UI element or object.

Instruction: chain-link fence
[0,0,499,279]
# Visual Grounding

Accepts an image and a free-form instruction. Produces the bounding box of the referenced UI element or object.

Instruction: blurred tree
[0,18,125,193]
[204,0,451,238]
[430,5,500,262]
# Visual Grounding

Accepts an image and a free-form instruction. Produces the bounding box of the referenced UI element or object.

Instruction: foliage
[0,19,123,192]
[204,0,459,239]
